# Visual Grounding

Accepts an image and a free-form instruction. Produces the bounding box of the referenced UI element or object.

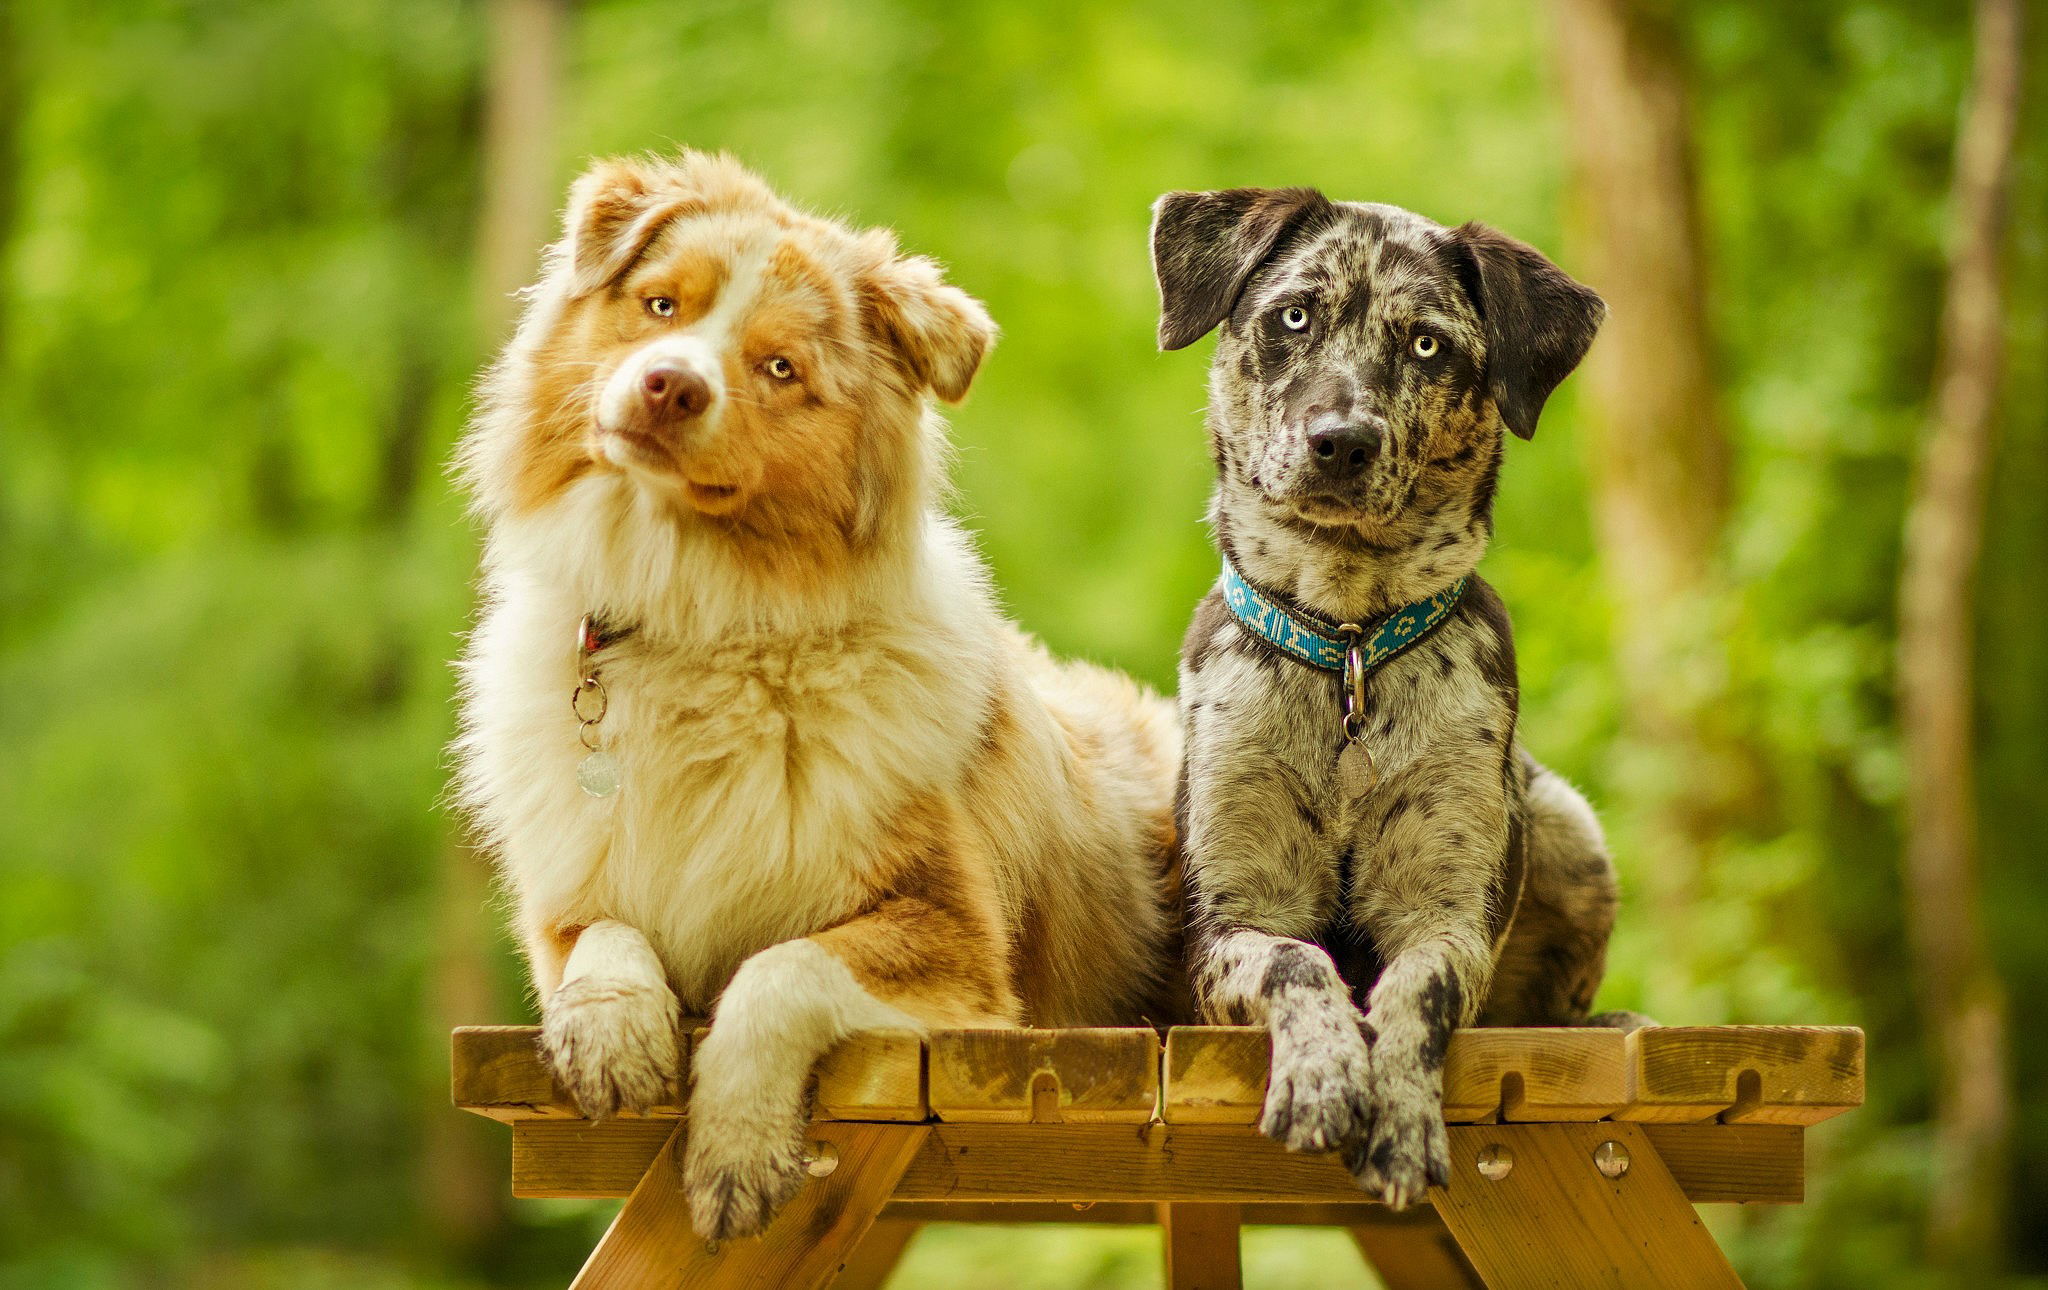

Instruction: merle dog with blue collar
[1153,186,1639,1208]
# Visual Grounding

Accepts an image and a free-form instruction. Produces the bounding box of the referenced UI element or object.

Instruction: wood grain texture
[1617,1026,1865,1124]
[1431,1123,1743,1288]
[1161,1026,1631,1124]
[513,1119,677,1198]
[503,1119,1802,1206]
[928,1028,1160,1123]
[1348,1213,1486,1290]
[1159,1202,1242,1290]
[569,1123,929,1290]
[827,1217,921,1290]
[816,1029,928,1122]
[452,1025,688,1121]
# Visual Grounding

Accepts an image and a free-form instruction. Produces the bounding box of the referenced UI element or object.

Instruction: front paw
[540,975,680,1118]
[1260,1011,1373,1153]
[1343,1077,1450,1210]
[682,1118,808,1242]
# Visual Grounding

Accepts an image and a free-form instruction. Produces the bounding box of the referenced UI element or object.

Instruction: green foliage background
[2,1,2044,1286]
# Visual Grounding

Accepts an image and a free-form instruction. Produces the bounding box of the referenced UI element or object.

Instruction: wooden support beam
[1159,1202,1243,1290]
[1349,1211,1486,1290]
[1430,1123,1743,1288]
[928,1028,1159,1123]
[570,1123,929,1290]
[1617,1026,1865,1124]
[828,1217,922,1290]
[508,1119,1804,1205]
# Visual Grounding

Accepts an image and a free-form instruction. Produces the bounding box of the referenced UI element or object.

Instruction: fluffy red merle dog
[1152,186,1644,1208]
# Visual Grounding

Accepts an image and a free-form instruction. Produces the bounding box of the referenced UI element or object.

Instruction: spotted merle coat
[1152,187,1636,1208]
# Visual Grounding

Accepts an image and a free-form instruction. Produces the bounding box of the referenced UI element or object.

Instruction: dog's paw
[1260,1010,1373,1154]
[1343,1077,1450,1210]
[540,975,680,1119]
[682,1116,809,1242]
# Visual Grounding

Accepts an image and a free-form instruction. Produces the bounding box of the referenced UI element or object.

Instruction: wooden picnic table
[452,1023,1864,1289]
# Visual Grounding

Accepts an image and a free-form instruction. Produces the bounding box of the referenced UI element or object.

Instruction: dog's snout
[641,363,712,420]
[1307,415,1384,479]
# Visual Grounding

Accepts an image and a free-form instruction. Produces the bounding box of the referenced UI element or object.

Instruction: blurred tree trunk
[1552,0,1748,976]
[1897,0,2023,1271]
[0,0,19,370]
[420,0,568,1255]
[475,0,567,342]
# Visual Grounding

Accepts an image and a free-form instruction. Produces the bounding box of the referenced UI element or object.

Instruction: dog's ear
[862,253,998,403]
[1150,187,1331,351]
[562,158,703,298]
[1448,223,1606,440]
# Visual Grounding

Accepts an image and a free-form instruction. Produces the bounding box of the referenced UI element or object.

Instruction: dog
[453,151,1182,1241]
[1151,186,1632,1208]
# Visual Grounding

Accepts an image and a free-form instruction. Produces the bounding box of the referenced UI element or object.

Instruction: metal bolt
[1593,1140,1631,1179]
[1475,1143,1513,1181]
[802,1141,841,1178]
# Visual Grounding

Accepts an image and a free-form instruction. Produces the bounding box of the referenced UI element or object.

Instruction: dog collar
[1219,558,1466,677]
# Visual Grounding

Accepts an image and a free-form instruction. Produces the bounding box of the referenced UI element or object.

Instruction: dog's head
[466,151,994,549]
[1151,188,1603,534]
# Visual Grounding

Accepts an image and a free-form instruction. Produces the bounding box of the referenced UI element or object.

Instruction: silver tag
[577,750,622,799]
[1337,739,1376,801]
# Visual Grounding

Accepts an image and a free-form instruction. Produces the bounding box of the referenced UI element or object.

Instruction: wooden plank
[817,1029,928,1122]
[459,1024,923,1121]
[1642,1124,1803,1204]
[1162,1027,1629,1124]
[506,1118,1802,1206]
[1159,1202,1242,1290]
[570,1122,930,1290]
[828,1217,921,1290]
[1617,1026,1865,1124]
[1430,1123,1743,1288]
[1162,1027,1267,1124]
[453,1025,687,1121]
[928,1028,1159,1124]
[877,1200,1381,1225]
[1349,1213,1486,1290]
[514,1119,678,1198]
[1443,1028,1629,1122]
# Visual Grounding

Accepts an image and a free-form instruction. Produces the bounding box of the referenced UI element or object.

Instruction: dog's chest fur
[1178,578,1521,954]
[461,502,997,1011]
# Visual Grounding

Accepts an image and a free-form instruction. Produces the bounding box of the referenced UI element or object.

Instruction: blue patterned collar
[1219,558,1466,675]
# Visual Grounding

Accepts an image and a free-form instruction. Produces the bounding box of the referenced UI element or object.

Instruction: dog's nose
[641,364,712,420]
[1307,417,1383,479]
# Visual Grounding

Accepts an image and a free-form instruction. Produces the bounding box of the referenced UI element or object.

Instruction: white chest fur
[458,514,999,1012]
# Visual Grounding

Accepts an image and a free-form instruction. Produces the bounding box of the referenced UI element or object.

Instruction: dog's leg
[540,919,682,1118]
[1345,762,1508,1209]
[685,806,1015,1242]
[1479,755,1624,1027]
[1192,924,1373,1153]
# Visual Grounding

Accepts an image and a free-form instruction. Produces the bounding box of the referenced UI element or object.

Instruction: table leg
[1429,1123,1744,1289]
[570,1123,931,1290]
[827,1217,922,1290]
[1158,1201,1243,1290]
[1349,1210,1485,1289]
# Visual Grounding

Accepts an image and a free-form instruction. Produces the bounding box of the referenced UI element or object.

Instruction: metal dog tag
[577,750,622,799]
[1338,739,1377,801]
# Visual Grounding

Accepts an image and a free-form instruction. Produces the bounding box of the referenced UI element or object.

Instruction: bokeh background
[3,0,2044,1286]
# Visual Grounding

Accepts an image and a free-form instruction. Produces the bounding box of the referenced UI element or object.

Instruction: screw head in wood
[1593,1140,1631,1179]
[803,1141,841,1178]
[1476,1143,1513,1180]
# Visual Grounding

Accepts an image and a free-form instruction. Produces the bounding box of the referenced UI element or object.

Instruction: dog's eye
[764,356,796,381]
[1281,306,1311,332]
[646,297,676,318]
[1411,333,1440,359]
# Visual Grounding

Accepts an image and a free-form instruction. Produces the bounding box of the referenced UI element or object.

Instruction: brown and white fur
[453,152,1181,1241]
[1153,187,1639,1209]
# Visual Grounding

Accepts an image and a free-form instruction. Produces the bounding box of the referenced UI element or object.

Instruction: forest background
[2,0,2042,1286]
